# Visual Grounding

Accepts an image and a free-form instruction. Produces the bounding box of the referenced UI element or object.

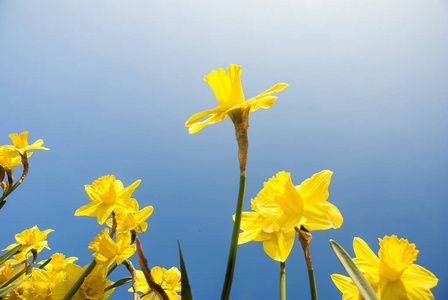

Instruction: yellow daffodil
[39,253,78,283]
[0,131,49,158]
[238,170,342,262]
[130,267,181,300]
[2,273,33,300]
[31,268,63,300]
[5,225,53,254]
[0,262,26,286]
[331,236,438,300]
[52,263,114,300]
[88,228,136,267]
[106,205,154,234]
[75,175,141,225]
[185,64,288,134]
[0,151,32,171]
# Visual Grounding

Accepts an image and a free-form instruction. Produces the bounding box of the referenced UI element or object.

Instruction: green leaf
[0,245,22,265]
[177,240,193,300]
[0,264,33,289]
[39,257,52,269]
[105,277,132,291]
[62,259,96,300]
[329,240,379,300]
[0,276,30,297]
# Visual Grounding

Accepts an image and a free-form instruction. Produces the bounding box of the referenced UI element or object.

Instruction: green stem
[280,262,286,300]
[308,269,318,300]
[62,259,96,300]
[220,171,246,300]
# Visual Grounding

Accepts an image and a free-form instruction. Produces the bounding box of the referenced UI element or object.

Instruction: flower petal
[262,230,295,262]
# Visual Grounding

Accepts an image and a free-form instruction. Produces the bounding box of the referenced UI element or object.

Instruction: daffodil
[130,267,181,300]
[2,273,33,300]
[238,170,342,262]
[39,253,78,283]
[185,64,288,134]
[331,236,438,300]
[0,151,32,171]
[75,175,141,225]
[51,264,114,300]
[88,228,136,267]
[31,268,63,300]
[0,131,49,158]
[5,225,53,254]
[106,205,153,234]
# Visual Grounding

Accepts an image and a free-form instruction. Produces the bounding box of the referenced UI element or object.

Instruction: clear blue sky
[1,0,447,299]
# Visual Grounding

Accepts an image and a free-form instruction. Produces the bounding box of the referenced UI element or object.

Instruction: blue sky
[1,0,447,299]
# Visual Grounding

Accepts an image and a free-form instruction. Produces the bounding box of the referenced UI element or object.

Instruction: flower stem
[308,269,318,300]
[62,259,96,300]
[220,171,246,300]
[295,227,318,300]
[280,262,286,300]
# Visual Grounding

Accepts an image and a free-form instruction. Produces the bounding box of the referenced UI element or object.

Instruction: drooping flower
[88,228,136,267]
[331,236,438,300]
[0,151,32,171]
[185,64,288,134]
[75,175,141,225]
[0,131,49,158]
[51,263,114,300]
[130,267,181,300]
[106,205,154,235]
[237,170,343,262]
[5,225,53,254]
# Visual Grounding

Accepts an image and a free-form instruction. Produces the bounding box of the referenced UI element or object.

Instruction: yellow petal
[353,237,380,265]
[298,170,333,205]
[187,109,229,134]
[204,64,244,106]
[262,230,295,262]
[402,264,438,289]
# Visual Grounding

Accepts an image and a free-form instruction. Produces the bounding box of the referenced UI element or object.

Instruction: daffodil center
[101,184,117,205]
[378,236,418,282]
[34,281,54,298]
[80,274,106,300]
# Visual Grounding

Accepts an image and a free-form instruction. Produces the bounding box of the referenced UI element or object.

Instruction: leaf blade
[329,240,379,300]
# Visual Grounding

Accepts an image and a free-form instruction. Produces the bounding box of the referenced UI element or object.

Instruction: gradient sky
[1,0,447,299]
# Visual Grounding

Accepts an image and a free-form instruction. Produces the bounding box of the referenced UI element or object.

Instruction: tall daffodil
[239,170,342,262]
[185,64,288,135]
[332,236,438,300]
[75,175,140,225]
[186,64,288,300]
